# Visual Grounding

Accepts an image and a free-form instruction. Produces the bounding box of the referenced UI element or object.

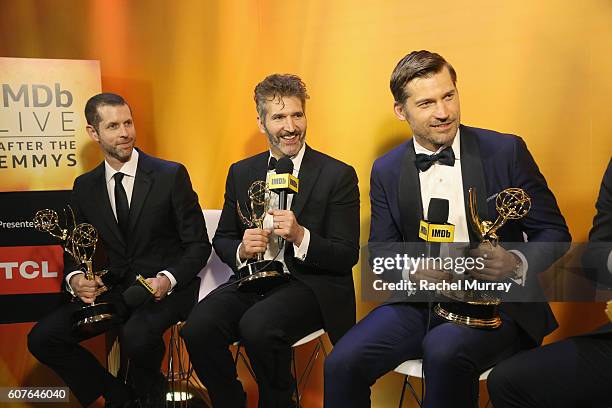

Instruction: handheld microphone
[117,274,156,318]
[268,157,299,247]
[419,198,454,257]
[419,199,454,311]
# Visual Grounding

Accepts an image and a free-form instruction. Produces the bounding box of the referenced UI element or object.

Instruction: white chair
[394,359,492,408]
[198,209,234,300]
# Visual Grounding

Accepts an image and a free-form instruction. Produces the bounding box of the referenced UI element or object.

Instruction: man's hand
[469,243,521,281]
[146,275,172,301]
[412,268,453,286]
[269,209,304,245]
[69,274,102,304]
[239,228,270,260]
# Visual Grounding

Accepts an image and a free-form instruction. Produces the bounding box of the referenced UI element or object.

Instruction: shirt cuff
[293,228,310,261]
[65,270,84,296]
[508,249,528,286]
[157,270,177,294]
[236,244,248,269]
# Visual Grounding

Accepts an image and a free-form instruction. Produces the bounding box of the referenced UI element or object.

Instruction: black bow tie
[268,156,278,171]
[415,146,455,172]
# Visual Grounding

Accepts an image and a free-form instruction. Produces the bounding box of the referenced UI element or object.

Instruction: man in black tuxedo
[27,93,211,407]
[324,50,571,408]
[181,74,360,408]
[488,158,612,408]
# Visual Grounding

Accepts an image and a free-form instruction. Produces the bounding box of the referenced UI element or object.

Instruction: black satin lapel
[398,140,423,241]
[128,168,152,235]
[91,166,125,247]
[291,147,320,218]
[459,126,489,242]
[254,153,269,186]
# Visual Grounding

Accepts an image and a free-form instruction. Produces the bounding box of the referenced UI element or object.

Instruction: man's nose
[433,102,449,119]
[284,117,296,132]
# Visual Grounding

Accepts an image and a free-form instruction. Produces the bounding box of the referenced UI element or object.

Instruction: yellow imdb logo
[267,174,299,193]
[418,221,455,243]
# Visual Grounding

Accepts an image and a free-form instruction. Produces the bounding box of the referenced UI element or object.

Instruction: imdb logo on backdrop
[0,57,100,191]
[0,58,100,323]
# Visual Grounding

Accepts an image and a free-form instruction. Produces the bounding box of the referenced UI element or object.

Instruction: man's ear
[86,125,99,142]
[393,102,407,121]
[257,116,266,134]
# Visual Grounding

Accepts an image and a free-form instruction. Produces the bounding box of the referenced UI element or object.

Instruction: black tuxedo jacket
[370,125,572,345]
[65,149,211,297]
[213,145,360,343]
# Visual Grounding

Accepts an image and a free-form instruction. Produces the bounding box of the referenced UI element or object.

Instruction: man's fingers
[414,269,453,285]
[245,235,269,244]
[469,267,503,281]
[419,269,451,280]
[245,228,270,238]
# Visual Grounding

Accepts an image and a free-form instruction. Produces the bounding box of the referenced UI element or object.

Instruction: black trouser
[27,281,198,407]
[488,328,612,408]
[181,276,323,408]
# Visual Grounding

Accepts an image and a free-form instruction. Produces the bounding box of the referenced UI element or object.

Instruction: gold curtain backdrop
[1,1,611,407]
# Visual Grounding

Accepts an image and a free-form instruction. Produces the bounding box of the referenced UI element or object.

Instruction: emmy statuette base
[72,302,121,336]
[434,301,502,329]
[236,260,287,294]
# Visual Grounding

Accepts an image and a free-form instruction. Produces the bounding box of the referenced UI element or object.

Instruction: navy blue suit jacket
[582,158,612,334]
[369,125,571,344]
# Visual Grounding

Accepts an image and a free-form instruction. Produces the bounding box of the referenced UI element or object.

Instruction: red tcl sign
[0,245,64,295]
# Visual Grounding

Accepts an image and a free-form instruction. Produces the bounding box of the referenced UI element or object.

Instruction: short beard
[264,127,305,158]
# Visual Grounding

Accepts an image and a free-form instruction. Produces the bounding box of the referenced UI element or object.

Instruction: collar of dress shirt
[413,128,461,161]
[104,148,139,184]
[268,142,305,176]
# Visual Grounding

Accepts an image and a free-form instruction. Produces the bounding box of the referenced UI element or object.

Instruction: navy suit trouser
[324,303,527,408]
[488,329,612,408]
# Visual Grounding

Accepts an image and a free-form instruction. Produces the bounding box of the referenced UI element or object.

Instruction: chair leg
[398,375,408,408]
[405,379,422,407]
[398,375,422,408]
[296,338,323,389]
[234,343,256,380]
[292,348,300,407]
[292,336,329,406]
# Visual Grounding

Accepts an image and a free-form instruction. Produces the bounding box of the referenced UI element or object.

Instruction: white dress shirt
[415,130,470,243]
[66,149,178,294]
[236,143,311,273]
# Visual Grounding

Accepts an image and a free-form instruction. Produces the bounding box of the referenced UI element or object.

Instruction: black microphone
[275,157,294,211]
[116,275,156,319]
[268,157,299,247]
[419,198,453,258]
